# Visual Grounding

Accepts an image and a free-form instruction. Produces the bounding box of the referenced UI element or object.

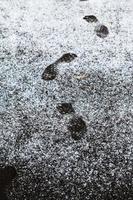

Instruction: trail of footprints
[42,15,109,141]
[42,15,109,80]
[42,52,88,140]
[83,15,109,38]
[1,3,110,198]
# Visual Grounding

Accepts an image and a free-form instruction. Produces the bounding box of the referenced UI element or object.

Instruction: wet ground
[0,0,133,199]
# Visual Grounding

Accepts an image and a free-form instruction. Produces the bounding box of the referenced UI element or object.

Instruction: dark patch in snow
[42,64,57,80]
[83,15,98,23]
[57,103,75,114]
[56,53,77,64]
[95,24,109,38]
[68,116,87,140]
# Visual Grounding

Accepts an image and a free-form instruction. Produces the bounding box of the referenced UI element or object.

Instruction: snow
[0,0,133,199]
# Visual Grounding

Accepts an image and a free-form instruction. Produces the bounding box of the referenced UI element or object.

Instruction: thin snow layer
[0,0,133,199]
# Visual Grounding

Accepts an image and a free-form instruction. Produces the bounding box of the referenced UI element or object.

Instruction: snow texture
[0,0,133,199]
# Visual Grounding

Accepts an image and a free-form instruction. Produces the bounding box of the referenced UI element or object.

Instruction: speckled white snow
[0,0,133,199]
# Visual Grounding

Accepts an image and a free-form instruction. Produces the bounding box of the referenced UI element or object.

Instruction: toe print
[57,103,75,114]
[83,15,98,23]
[57,53,77,63]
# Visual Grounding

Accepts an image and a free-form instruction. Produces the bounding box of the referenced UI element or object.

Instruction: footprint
[95,24,109,38]
[56,53,77,64]
[42,53,77,81]
[68,116,87,140]
[83,15,98,23]
[42,64,57,80]
[57,103,75,114]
